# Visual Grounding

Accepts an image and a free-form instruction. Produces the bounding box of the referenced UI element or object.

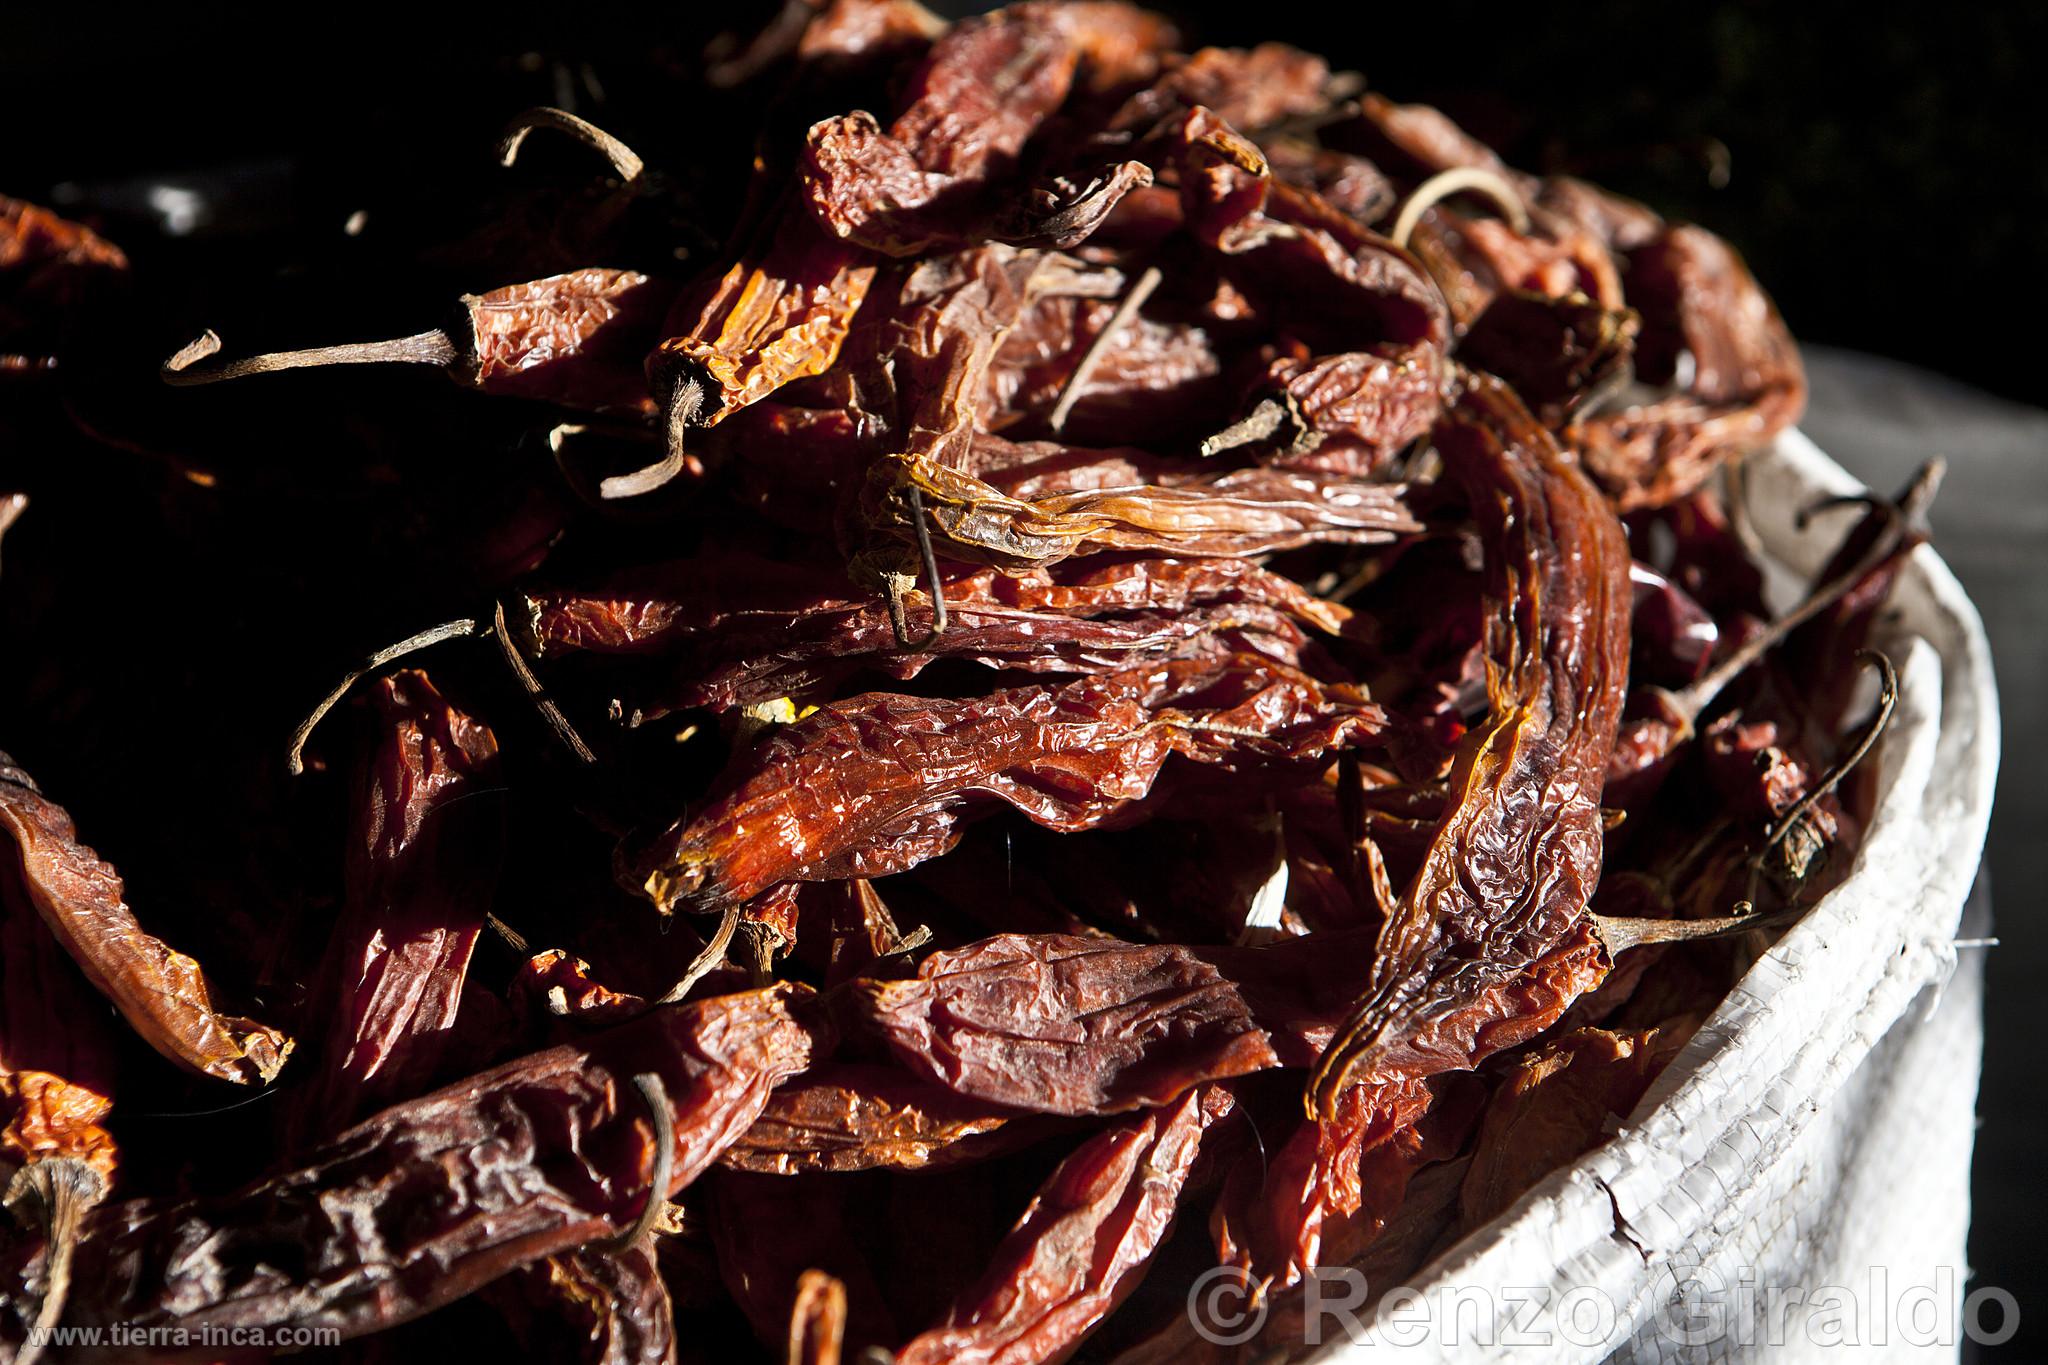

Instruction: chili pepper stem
[497,107,646,185]
[1747,649,1899,900]
[1660,462,1940,729]
[161,327,458,386]
[1048,265,1162,433]
[653,897,742,1001]
[885,485,950,650]
[5,1157,107,1365]
[1388,167,1531,250]
[1588,902,1795,956]
[588,1073,674,1254]
[492,600,599,763]
[599,377,701,499]
[286,618,482,775]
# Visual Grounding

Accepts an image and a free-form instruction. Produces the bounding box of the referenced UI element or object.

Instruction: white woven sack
[1298,430,2001,1364]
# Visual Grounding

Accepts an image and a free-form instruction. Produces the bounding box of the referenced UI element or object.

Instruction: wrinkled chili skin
[856,451,1420,580]
[285,671,504,1144]
[651,197,880,426]
[0,985,815,1356]
[1577,226,1806,510]
[720,1063,1026,1174]
[0,755,292,1086]
[851,934,1277,1115]
[630,653,1380,914]
[1308,375,1633,1111]
[801,6,1084,255]
[459,269,678,415]
[893,1084,1232,1365]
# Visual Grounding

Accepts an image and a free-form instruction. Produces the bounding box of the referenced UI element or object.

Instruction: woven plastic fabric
[1308,431,2000,1364]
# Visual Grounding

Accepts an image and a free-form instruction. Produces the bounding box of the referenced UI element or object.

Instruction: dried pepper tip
[160,326,459,387]
[496,106,646,185]
[883,485,949,651]
[4,1156,108,1365]
[491,599,599,763]
[1662,462,1939,730]
[1047,264,1163,434]
[1751,648,1898,895]
[598,375,702,499]
[588,1072,675,1254]
[1387,166,1532,251]
[286,617,481,775]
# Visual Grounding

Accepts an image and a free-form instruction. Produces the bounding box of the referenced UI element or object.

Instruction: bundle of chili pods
[0,4,1939,1361]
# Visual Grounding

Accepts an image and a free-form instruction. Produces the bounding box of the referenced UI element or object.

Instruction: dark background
[4,0,2041,1353]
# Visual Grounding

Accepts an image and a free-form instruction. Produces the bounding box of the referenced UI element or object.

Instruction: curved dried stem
[1744,649,1898,904]
[1389,167,1531,249]
[654,897,742,1005]
[885,485,950,651]
[6,1158,108,1365]
[1662,462,1939,729]
[492,600,598,764]
[589,1072,674,1254]
[162,328,457,387]
[600,377,700,499]
[1048,264,1162,433]
[286,618,481,775]
[497,107,646,184]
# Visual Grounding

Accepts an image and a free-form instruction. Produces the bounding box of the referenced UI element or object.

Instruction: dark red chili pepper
[0,984,816,1352]
[892,1084,1234,1364]
[283,671,504,1144]
[630,653,1381,914]
[1307,374,1633,1115]
[0,755,292,1086]
[163,268,677,417]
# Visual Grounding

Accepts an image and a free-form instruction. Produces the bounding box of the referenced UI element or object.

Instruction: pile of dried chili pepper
[1,5,1937,1361]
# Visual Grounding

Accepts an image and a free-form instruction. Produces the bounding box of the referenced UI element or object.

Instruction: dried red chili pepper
[163,268,676,416]
[0,984,815,1350]
[1169,107,1450,351]
[1459,289,1639,429]
[721,1064,1026,1174]
[1307,375,1632,1115]
[892,1084,1233,1364]
[284,671,504,1143]
[1212,1071,1481,1292]
[1576,226,1806,509]
[852,934,1276,1115]
[648,195,879,440]
[630,653,1380,914]
[853,452,1418,601]
[0,755,292,1086]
